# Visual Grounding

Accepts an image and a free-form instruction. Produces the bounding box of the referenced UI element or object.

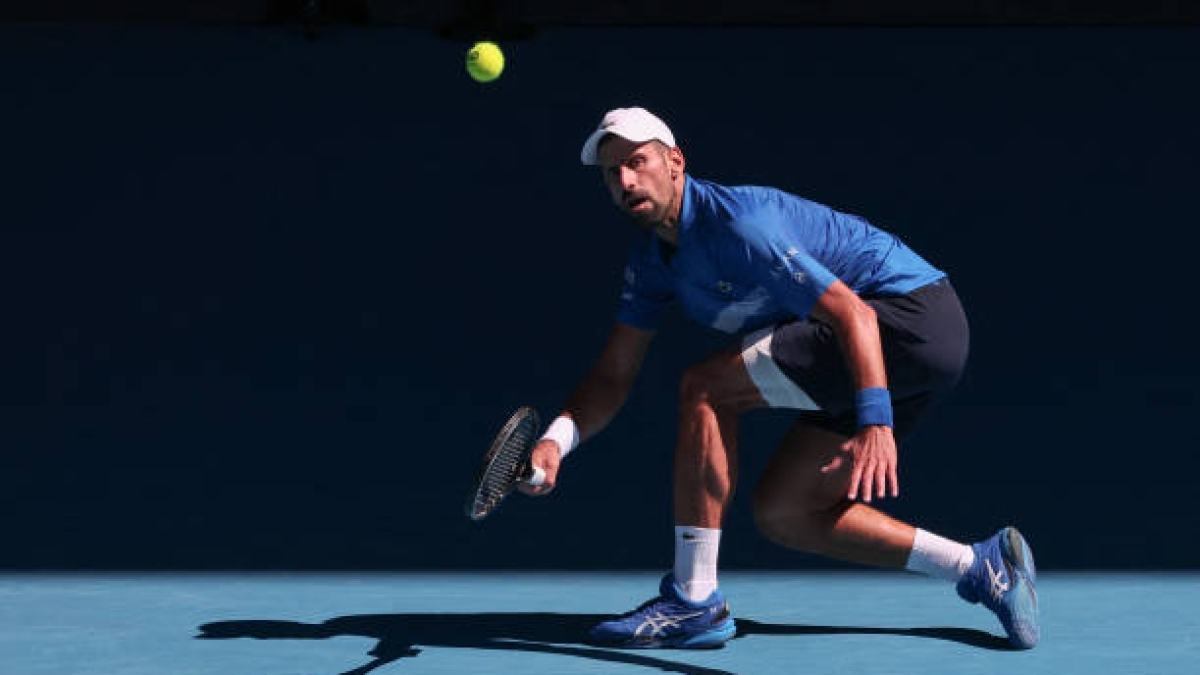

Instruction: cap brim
[579,128,609,165]
[580,128,662,166]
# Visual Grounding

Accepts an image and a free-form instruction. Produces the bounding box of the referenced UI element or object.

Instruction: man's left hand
[819,425,899,502]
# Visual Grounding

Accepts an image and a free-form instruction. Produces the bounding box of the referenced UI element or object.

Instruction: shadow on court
[197,612,1013,675]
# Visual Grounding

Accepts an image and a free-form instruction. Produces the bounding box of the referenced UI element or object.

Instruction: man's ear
[669,146,686,179]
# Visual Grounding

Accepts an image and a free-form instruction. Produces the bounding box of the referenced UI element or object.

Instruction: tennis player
[518,107,1039,650]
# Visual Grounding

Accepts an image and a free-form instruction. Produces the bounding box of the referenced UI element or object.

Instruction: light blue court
[2,572,1197,675]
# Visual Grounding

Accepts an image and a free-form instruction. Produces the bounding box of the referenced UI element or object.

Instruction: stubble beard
[626,183,676,233]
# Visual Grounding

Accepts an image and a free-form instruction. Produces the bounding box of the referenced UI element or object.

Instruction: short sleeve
[728,210,838,319]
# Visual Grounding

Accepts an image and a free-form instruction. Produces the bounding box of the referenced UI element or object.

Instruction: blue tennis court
[3,572,1196,674]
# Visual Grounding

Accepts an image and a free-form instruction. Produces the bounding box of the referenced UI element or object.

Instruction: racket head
[464,406,540,521]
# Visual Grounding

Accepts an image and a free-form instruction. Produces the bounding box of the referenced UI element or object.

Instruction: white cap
[580,107,676,165]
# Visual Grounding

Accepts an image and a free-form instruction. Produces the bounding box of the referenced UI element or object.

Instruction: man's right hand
[517,439,562,497]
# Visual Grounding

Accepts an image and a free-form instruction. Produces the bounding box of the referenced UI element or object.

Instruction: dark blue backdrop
[3,26,1197,569]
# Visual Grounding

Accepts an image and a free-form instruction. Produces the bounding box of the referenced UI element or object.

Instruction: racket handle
[525,465,546,487]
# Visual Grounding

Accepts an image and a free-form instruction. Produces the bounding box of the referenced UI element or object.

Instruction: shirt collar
[676,174,698,237]
[648,175,698,266]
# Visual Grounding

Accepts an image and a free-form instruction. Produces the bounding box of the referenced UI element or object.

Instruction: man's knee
[679,355,756,413]
[752,482,849,551]
[753,486,805,547]
[679,360,722,408]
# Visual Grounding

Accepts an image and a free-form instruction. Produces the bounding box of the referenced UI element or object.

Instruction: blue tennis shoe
[957,526,1040,649]
[588,573,737,649]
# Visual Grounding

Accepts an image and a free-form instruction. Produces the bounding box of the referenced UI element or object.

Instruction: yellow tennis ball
[466,41,504,83]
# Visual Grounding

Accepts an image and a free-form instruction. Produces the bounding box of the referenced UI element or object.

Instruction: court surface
[2,572,1196,675]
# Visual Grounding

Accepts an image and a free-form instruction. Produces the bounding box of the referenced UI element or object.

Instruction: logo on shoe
[985,558,1010,602]
[634,610,707,638]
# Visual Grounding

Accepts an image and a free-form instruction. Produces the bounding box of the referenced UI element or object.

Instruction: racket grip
[525,465,547,487]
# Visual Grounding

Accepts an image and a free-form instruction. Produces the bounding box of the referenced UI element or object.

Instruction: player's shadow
[197,612,1014,675]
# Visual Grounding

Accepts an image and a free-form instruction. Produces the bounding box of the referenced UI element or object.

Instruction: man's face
[597,136,683,229]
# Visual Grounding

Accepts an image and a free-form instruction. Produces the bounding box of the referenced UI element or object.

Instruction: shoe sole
[591,618,737,650]
[999,526,1040,649]
[669,618,737,648]
[1002,527,1037,583]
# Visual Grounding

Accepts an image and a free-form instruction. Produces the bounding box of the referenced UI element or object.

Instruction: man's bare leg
[670,347,766,600]
[753,421,916,567]
[751,420,1039,648]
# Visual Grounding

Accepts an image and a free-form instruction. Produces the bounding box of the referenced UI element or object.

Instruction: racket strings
[472,418,537,518]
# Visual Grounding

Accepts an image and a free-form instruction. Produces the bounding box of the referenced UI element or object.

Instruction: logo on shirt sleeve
[770,246,805,279]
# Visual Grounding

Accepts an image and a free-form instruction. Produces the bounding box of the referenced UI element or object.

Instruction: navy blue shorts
[742,278,969,440]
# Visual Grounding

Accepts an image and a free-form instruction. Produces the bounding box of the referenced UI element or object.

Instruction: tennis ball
[466,41,504,83]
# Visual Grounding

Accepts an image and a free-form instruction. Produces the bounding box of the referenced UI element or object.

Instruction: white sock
[674,526,721,602]
[905,528,975,583]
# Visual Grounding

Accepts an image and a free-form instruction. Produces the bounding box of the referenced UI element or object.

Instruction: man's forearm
[834,301,888,393]
[558,368,633,445]
[543,321,654,453]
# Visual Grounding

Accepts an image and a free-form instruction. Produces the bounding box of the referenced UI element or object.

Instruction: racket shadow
[197,612,1013,675]
[198,612,732,675]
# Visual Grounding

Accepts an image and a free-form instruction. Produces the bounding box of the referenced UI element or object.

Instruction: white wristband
[541,416,580,459]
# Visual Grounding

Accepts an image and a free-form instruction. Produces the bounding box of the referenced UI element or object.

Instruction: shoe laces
[619,595,670,618]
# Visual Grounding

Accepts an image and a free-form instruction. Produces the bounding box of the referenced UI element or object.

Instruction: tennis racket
[464,406,545,521]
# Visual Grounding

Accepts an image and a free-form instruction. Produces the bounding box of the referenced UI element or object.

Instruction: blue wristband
[855,387,893,429]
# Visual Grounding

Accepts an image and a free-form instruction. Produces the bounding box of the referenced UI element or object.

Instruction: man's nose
[619,166,639,191]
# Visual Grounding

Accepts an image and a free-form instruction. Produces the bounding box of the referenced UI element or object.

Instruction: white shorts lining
[740,326,821,410]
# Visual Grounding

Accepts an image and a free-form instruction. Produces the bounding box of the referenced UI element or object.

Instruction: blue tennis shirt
[617,176,946,334]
